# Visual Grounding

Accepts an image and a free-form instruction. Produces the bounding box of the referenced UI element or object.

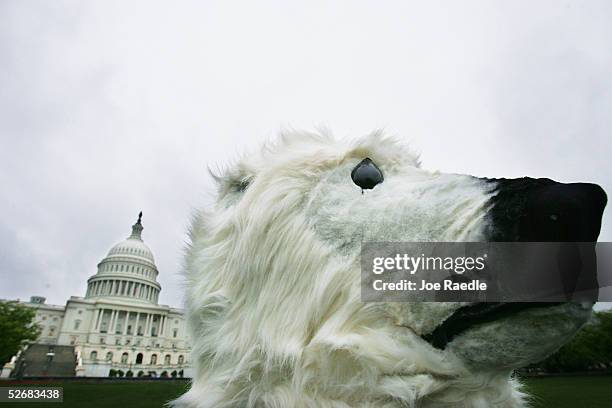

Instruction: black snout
[485,178,607,303]
[486,178,607,242]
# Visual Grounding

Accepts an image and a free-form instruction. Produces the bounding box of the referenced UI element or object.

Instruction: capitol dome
[106,230,155,263]
[85,212,162,304]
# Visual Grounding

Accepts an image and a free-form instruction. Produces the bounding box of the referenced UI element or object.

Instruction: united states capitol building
[1,213,192,378]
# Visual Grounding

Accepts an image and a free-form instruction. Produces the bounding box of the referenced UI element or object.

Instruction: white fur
[172,131,590,408]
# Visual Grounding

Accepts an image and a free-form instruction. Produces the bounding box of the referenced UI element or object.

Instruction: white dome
[85,212,162,305]
[106,237,155,263]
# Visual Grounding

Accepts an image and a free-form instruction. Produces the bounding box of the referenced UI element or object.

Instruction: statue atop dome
[130,211,144,240]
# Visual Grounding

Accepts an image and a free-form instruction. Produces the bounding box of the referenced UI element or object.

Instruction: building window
[90,351,98,361]
[100,337,105,344]
[121,352,129,364]
[127,325,132,335]
[48,326,56,336]
[173,329,178,338]
[150,354,157,365]
[106,352,113,362]
[178,355,184,364]
[74,320,81,330]
[135,353,143,364]
[164,354,171,365]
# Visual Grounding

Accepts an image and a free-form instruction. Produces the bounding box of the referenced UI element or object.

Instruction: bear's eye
[351,158,384,190]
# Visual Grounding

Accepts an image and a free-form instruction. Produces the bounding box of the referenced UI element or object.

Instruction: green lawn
[1,376,611,407]
[0,380,190,408]
[522,375,612,408]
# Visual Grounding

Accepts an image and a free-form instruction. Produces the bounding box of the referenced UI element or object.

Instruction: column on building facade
[94,309,102,331]
[114,310,120,333]
[135,312,141,335]
[109,310,117,334]
[123,311,130,335]
[95,309,102,331]
[105,309,112,333]
[144,313,151,336]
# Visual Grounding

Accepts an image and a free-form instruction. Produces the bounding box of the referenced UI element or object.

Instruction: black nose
[486,178,607,242]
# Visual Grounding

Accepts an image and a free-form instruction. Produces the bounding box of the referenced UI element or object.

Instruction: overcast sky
[1,1,611,310]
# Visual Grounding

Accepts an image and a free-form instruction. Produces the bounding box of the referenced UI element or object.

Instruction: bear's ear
[208,165,254,204]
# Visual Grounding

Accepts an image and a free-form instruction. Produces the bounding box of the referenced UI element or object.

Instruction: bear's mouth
[421,302,562,349]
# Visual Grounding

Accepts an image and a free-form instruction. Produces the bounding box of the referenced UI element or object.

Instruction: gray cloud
[1,0,611,310]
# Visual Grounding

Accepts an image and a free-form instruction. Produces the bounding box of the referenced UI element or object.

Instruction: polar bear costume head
[173,131,606,408]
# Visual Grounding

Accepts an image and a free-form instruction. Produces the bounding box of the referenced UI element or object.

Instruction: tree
[0,301,40,365]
